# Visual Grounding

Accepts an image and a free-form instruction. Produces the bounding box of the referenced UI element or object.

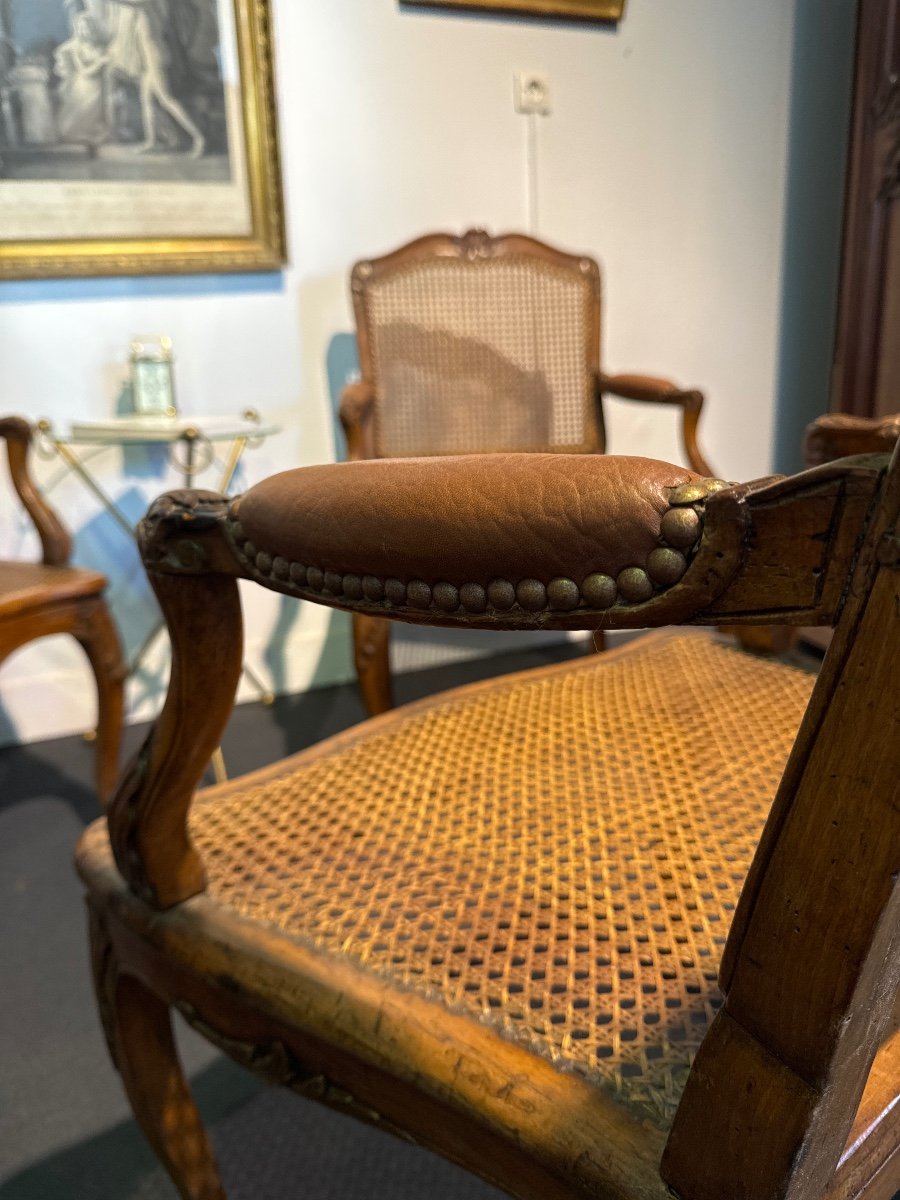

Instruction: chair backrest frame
[1,416,71,567]
[350,228,605,458]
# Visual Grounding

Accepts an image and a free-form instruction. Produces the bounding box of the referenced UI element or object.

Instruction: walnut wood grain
[664,439,900,1200]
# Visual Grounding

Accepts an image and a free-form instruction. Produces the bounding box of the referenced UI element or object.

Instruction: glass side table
[37,410,280,540]
[36,410,282,783]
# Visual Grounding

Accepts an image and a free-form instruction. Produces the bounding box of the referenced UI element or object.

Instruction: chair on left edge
[0,416,125,803]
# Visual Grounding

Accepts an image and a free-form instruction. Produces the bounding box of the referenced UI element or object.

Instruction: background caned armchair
[78,416,898,1200]
[340,228,715,715]
[1,416,125,802]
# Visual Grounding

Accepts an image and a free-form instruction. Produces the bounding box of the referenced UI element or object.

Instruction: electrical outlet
[513,71,552,116]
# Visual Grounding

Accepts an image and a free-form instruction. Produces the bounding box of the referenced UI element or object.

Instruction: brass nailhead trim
[226,480,725,616]
[616,567,654,604]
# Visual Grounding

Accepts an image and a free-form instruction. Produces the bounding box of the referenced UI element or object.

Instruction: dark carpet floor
[0,641,588,1200]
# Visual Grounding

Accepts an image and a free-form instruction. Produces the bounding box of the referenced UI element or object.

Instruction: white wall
[0,0,798,745]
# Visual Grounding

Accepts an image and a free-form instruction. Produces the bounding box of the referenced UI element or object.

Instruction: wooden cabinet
[832,0,900,417]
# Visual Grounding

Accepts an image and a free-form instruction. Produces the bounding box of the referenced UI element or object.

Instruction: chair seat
[0,560,107,618]
[80,631,815,1163]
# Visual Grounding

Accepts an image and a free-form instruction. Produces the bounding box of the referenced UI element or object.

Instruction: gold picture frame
[0,0,286,280]
[402,0,625,20]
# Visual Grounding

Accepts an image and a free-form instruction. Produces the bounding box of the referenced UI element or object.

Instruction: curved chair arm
[107,449,892,910]
[338,381,376,461]
[804,411,900,465]
[0,415,71,566]
[596,372,714,477]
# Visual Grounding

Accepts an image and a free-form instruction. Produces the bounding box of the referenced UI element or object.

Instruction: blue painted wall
[773,0,858,472]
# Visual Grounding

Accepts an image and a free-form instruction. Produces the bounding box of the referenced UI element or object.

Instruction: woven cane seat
[160,632,814,1130]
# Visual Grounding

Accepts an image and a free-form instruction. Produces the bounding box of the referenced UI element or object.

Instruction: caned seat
[77,423,900,1200]
[341,229,715,715]
[84,632,813,1133]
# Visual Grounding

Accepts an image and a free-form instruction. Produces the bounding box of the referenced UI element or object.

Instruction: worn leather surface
[237,454,702,587]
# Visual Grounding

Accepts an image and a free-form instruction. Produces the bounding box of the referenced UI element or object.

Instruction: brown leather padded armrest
[228,454,725,626]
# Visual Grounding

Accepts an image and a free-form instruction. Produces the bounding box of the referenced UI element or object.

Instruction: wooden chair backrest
[350,229,604,458]
[0,415,70,567]
[664,433,900,1199]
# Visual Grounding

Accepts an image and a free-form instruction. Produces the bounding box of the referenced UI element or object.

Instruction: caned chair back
[351,229,603,457]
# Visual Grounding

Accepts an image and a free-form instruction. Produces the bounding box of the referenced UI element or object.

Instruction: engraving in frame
[0,0,286,279]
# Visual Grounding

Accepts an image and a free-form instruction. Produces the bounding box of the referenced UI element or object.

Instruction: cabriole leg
[89,910,227,1200]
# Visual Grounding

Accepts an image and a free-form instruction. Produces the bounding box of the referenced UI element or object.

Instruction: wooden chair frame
[1,416,125,801]
[340,229,714,716]
[78,420,899,1200]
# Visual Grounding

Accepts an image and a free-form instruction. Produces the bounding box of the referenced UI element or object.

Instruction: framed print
[402,0,626,20]
[0,0,286,279]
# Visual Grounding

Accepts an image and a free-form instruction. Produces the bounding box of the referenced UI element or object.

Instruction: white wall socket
[513,71,552,116]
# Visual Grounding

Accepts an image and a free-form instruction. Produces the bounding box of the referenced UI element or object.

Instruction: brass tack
[407,580,432,609]
[272,556,290,580]
[433,582,460,612]
[669,478,728,505]
[362,575,385,601]
[243,540,257,560]
[342,574,363,600]
[460,583,487,613]
[547,578,580,611]
[256,551,273,574]
[323,570,343,594]
[385,578,407,605]
[516,578,547,612]
[289,562,307,586]
[581,573,617,609]
[306,567,324,591]
[617,566,654,604]
[487,579,516,610]
[647,547,688,586]
[660,506,701,548]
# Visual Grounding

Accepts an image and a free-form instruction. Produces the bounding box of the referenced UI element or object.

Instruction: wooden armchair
[1,416,125,802]
[77,415,898,1200]
[340,228,715,715]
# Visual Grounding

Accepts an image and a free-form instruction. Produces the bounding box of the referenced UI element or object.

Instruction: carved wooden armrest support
[0,414,71,566]
[805,412,900,465]
[338,381,376,461]
[108,490,245,909]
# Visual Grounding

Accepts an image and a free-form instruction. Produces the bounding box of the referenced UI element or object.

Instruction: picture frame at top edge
[0,0,286,280]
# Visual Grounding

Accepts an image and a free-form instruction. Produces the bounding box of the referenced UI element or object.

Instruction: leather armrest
[598,373,700,408]
[226,453,730,629]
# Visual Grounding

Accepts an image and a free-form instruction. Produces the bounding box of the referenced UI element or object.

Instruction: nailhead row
[223,479,725,615]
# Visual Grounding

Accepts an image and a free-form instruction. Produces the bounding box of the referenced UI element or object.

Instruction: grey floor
[1,642,587,1200]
